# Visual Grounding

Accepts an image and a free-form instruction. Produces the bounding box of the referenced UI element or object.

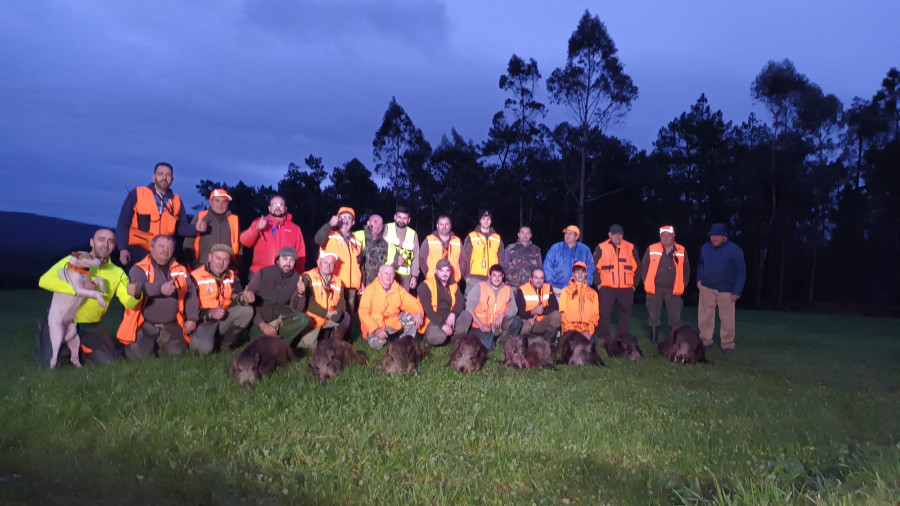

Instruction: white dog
[47,252,107,368]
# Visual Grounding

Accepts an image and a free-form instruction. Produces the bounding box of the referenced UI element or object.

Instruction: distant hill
[0,211,107,289]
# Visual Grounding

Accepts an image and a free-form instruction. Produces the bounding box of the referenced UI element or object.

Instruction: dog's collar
[67,262,91,276]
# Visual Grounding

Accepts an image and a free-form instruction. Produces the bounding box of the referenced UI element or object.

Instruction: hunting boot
[649,326,659,344]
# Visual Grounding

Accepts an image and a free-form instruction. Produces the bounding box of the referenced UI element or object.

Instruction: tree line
[196,10,900,313]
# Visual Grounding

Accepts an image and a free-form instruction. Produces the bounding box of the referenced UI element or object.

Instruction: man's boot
[650,326,659,344]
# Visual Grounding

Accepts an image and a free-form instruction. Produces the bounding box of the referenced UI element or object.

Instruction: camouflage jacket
[355,225,388,287]
[504,242,543,288]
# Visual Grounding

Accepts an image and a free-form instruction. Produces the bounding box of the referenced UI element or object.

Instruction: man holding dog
[38,228,141,365]
[185,188,242,269]
[294,251,351,349]
[243,247,310,346]
[117,235,199,359]
[641,225,690,344]
[417,258,471,346]
[240,195,306,275]
[359,265,424,350]
[117,162,207,266]
[697,223,746,354]
[189,244,253,355]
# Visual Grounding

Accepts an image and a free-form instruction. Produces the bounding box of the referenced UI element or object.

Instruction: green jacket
[39,255,141,323]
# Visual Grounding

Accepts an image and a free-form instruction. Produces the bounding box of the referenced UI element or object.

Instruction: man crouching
[189,244,253,354]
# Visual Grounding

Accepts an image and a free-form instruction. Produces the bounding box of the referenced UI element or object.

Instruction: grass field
[1,289,898,505]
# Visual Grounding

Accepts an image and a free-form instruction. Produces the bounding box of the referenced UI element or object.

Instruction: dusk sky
[2,0,897,226]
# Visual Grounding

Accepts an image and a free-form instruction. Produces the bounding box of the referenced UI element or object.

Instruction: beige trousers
[698,285,736,350]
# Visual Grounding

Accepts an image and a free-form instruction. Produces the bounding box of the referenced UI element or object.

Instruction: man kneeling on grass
[189,244,253,355]
[359,265,424,349]
[293,251,351,349]
[117,235,199,358]
[243,247,310,349]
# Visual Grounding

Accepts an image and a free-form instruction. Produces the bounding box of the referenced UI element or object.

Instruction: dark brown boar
[658,324,708,364]
[376,335,428,374]
[308,337,368,381]
[228,336,296,386]
[446,334,488,373]
[558,330,605,366]
[603,331,643,361]
[504,334,555,370]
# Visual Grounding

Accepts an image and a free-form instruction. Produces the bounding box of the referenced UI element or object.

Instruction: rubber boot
[650,326,659,344]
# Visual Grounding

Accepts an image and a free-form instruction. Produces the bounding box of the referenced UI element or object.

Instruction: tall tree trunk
[808,214,818,304]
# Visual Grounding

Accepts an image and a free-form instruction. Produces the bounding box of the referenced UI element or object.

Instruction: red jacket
[240,213,306,274]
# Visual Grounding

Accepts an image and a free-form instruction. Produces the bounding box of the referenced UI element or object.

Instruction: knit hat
[277,247,298,259]
[479,209,492,218]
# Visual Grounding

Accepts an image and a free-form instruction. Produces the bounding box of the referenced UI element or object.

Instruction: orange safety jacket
[193,211,239,262]
[424,234,462,281]
[472,282,511,326]
[320,231,362,290]
[519,281,552,322]
[596,239,638,289]
[128,186,183,251]
[467,230,502,278]
[644,242,686,295]
[303,268,344,328]
[558,278,599,335]
[358,280,424,338]
[117,256,189,344]
[191,266,234,310]
[418,276,459,332]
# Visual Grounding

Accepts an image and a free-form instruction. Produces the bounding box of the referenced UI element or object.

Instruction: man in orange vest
[116,162,207,266]
[417,258,472,346]
[314,206,362,312]
[640,225,690,344]
[185,188,242,269]
[418,215,462,284]
[558,261,599,339]
[359,265,424,350]
[460,209,505,294]
[188,244,253,355]
[117,235,199,358]
[295,251,351,349]
[465,264,522,349]
[514,268,561,340]
[593,224,641,341]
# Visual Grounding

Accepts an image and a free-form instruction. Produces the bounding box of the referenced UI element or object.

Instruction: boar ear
[253,352,260,364]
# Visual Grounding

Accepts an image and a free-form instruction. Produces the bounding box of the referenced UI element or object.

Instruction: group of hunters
[37,162,747,366]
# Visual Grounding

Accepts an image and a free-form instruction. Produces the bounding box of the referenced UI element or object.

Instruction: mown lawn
[1,289,898,505]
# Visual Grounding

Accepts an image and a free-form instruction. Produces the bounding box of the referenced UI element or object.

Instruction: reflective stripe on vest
[643,242,686,295]
[384,223,416,276]
[596,239,637,289]
[128,186,182,251]
[425,234,462,281]
[320,231,362,290]
[518,282,551,322]
[467,231,501,278]
[304,268,344,328]
[194,211,239,261]
[472,282,511,325]
[191,266,234,310]
[117,256,188,344]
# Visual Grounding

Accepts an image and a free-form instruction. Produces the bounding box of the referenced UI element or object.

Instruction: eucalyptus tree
[546,10,638,231]
[373,97,432,207]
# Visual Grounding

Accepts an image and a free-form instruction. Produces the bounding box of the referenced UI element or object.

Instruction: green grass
[1,289,898,505]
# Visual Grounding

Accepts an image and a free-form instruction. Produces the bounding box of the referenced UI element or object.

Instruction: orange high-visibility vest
[644,242,686,295]
[424,234,462,281]
[418,276,459,332]
[117,256,188,344]
[191,266,234,310]
[304,268,344,328]
[472,282,511,326]
[320,231,362,290]
[193,211,239,262]
[596,239,638,289]
[519,281,552,322]
[128,186,183,251]
[467,231,501,278]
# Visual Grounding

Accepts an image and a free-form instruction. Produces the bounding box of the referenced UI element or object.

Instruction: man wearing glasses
[240,195,307,274]
[116,162,207,265]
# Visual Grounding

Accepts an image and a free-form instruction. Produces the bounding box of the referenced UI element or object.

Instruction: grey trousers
[645,291,683,329]
[190,306,254,355]
[126,321,189,359]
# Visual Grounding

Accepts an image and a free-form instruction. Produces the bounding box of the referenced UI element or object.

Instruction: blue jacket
[543,241,595,290]
[697,240,746,296]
